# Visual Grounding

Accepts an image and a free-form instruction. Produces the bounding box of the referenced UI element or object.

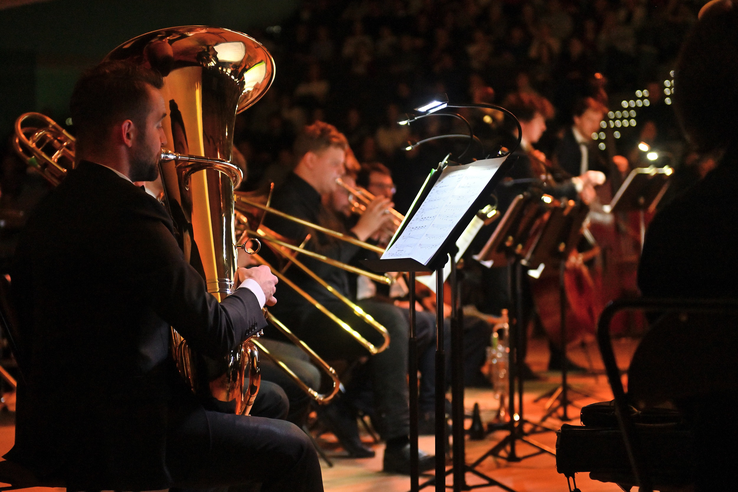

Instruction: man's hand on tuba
[238,265,278,306]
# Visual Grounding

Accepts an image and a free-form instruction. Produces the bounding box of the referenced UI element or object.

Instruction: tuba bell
[105,26,275,415]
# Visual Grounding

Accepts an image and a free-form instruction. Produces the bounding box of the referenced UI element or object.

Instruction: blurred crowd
[0,0,705,272]
[233,0,699,202]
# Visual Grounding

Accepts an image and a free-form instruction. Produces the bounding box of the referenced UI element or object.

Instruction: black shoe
[317,401,376,458]
[383,443,435,475]
[341,436,376,458]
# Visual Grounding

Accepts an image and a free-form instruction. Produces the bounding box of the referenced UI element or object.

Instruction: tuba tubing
[161,150,243,190]
[104,26,277,414]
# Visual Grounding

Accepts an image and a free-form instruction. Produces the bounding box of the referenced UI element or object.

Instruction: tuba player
[7,60,323,492]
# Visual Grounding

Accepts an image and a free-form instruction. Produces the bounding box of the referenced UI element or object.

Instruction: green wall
[0,0,297,139]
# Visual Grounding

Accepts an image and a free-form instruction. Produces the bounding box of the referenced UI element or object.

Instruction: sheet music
[381,157,504,265]
[416,215,485,292]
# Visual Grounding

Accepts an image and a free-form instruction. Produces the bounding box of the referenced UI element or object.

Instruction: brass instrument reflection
[335,177,405,228]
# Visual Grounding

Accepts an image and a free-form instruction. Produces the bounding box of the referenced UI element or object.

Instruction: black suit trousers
[296,299,410,441]
[166,389,323,492]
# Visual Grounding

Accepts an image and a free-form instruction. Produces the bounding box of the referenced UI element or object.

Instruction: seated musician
[263,121,435,474]
[6,61,323,492]
[501,92,605,210]
[473,92,604,378]
[327,162,446,436]
[637,2,738,489]
[553,95,630,186]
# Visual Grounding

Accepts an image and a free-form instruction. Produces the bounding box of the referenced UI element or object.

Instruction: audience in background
[232,0,694,194]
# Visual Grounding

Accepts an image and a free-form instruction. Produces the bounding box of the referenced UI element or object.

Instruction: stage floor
[315,336,636,492]
[0,336,638,492]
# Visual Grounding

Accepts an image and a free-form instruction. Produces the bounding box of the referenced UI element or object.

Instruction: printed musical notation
[381,156,505,266]
[416,215,486,292]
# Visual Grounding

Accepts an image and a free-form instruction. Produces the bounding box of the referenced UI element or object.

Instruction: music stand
[364,155,515,492]
[602,166,672,248]
[469,193,557,468]
[522,200,590,422]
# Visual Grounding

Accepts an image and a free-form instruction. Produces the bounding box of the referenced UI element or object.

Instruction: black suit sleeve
[113,196,267,359]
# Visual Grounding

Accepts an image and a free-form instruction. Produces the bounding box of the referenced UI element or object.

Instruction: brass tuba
[14,27,342,408]
[105,26,275,415]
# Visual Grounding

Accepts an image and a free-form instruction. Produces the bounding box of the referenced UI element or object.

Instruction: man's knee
[251,381,289,419]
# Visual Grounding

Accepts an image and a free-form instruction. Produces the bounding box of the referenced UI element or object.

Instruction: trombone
[13,112,76,186]
[253,313,341,403]
[234,191,394,285]
[234,212,391,356]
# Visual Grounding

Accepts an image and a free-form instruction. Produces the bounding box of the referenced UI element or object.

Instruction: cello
[523,151,604,348]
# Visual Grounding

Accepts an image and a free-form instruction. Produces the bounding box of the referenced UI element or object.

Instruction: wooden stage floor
[0,336,638,492]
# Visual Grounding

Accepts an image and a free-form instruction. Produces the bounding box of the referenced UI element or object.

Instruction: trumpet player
[6,61,323,492]
[333,162,450,436]
[354,161,401,246]
[264,121,435,474]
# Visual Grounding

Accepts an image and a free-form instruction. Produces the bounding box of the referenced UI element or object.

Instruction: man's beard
[129,131,160,182]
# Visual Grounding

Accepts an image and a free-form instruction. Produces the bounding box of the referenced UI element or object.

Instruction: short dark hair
[571,96,607,119]
[293,121,348,161]
[674,2,738,154]
[501,92,554,123]
[70,60,164,153]
[356,161,391,188]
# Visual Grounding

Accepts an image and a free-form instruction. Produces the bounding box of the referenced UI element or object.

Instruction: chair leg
[356,411,380,443]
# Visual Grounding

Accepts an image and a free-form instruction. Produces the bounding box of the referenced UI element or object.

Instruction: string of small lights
[593,71,675,151]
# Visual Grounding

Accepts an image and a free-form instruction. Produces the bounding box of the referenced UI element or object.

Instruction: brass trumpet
[335,178,405,228]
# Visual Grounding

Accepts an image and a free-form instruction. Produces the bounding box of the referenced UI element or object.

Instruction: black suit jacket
[263,173,362,325]
[7,161,267,489]
[554,127,609,177]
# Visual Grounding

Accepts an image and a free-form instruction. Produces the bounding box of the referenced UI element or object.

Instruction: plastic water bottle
[487,317,509,420]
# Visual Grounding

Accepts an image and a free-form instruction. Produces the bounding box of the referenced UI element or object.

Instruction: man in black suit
[553,96,631,198]
[500,92,605,210]
[7,61,323,492]
[263,121,435,474]
[554,97,610,177]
